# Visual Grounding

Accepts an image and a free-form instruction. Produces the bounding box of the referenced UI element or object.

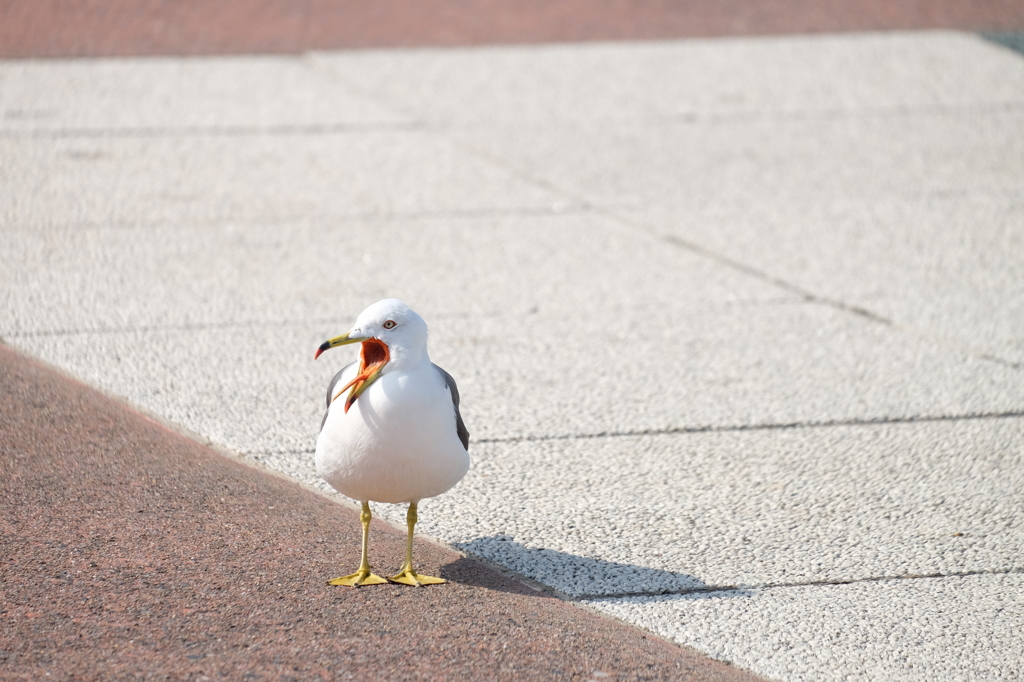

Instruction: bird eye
[383,320,397,329]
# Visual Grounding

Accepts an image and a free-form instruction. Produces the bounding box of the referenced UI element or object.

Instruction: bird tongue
[360,338,389,371]
[335,339,390,413]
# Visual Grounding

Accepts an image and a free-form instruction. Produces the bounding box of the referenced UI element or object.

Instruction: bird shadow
[440,535,754,600]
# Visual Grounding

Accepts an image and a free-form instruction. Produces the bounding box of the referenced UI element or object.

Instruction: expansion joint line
[0,122,425,139]
[444,132,1024,372]
[653,235,1022,371]
[578,566,1024,602]
[475,409,1024,445]
[247,409,1024,456]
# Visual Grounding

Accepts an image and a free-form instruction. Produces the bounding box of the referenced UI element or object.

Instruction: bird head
[314,299,429,412]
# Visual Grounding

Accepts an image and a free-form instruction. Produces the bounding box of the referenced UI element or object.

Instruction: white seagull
[314,299,470,587]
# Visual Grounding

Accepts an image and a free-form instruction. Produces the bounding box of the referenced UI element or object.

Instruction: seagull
[314,299,470,587]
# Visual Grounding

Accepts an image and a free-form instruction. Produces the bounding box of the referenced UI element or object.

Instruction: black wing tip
[434,364,469,450]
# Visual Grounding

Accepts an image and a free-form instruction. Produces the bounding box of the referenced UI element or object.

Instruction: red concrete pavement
[2,0,1024,58]
[0,343,764,681]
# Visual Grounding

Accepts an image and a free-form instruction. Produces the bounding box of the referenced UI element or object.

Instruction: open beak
[316,333,390,413]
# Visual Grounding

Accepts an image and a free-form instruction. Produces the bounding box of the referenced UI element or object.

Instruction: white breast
[315,361,470,504]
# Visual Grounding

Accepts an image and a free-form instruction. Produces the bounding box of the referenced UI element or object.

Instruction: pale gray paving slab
[448,103,1024,367]
[452,108,1024,361]
[5,200,1022,444]
[0,213,783,336]
[9,324,1023,681]
[4,33,1024,682]
[447,304,1023,440]
[311,32,1024,125]
[412,419,1024,597]
[312,31,1024,367]
[676,194,1024,366]
[8,299,1024,454]
[451,109,1024,215]
[0,206,787,453]
[589,573,1024,682]
[3,212,1021,445]
[7,325,336,457]
[0,132,563,229]
[10,323,1023,596]
[0,55,410,132]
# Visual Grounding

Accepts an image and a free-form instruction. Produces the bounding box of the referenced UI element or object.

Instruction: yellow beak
[314,332,367,360]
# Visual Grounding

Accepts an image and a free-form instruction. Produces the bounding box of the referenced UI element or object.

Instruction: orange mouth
[334,338,390,413]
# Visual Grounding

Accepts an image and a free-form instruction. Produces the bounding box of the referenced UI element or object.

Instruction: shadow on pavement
[981,32,1024,55]
[446,535,754,600]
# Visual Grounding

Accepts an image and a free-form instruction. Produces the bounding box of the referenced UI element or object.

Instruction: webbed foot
[389,565,446,586]
[328,568,389,587]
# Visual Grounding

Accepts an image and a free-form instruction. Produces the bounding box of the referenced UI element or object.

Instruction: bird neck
[386,344,429,373]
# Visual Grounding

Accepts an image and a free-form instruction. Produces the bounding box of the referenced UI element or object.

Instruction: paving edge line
[2,338,768,679]
[0,338,454,551]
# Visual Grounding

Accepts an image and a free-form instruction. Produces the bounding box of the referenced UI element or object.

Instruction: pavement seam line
[247,409,1024,455]
[6,188,1022,370]
[0,204,595,234]
[10,335,1018,672]
[654,233,1024,371]
[477,409,1024,441]
[0,305,529,338]
[0,122,426,139]
[0,341,592,612]
[309,47,1024,370]
[578,566,1024,602]
[5,100,1023,140]
[245,409,1024,460]
[0,294,799,339]
[442,130,1024,372]
[302,51,427,123]
[9,48,1024,372]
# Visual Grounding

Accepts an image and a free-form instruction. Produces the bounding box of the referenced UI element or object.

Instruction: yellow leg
[389,502,445,586]
[328,501,388,587]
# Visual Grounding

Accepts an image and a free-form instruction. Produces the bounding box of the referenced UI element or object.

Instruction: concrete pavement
[2,14,1024,682]
[1,344,756,681]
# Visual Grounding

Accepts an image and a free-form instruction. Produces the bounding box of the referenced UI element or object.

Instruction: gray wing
[434,363,470,451]
[321,360,357,432]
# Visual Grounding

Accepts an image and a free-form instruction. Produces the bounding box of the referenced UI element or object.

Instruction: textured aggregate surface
[3,31,1024,681]
[316,32,1024,365]
[0,345,759,681]
[420,423,1024,598]
[590,574,1024,682]
[313,32,1024,122]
